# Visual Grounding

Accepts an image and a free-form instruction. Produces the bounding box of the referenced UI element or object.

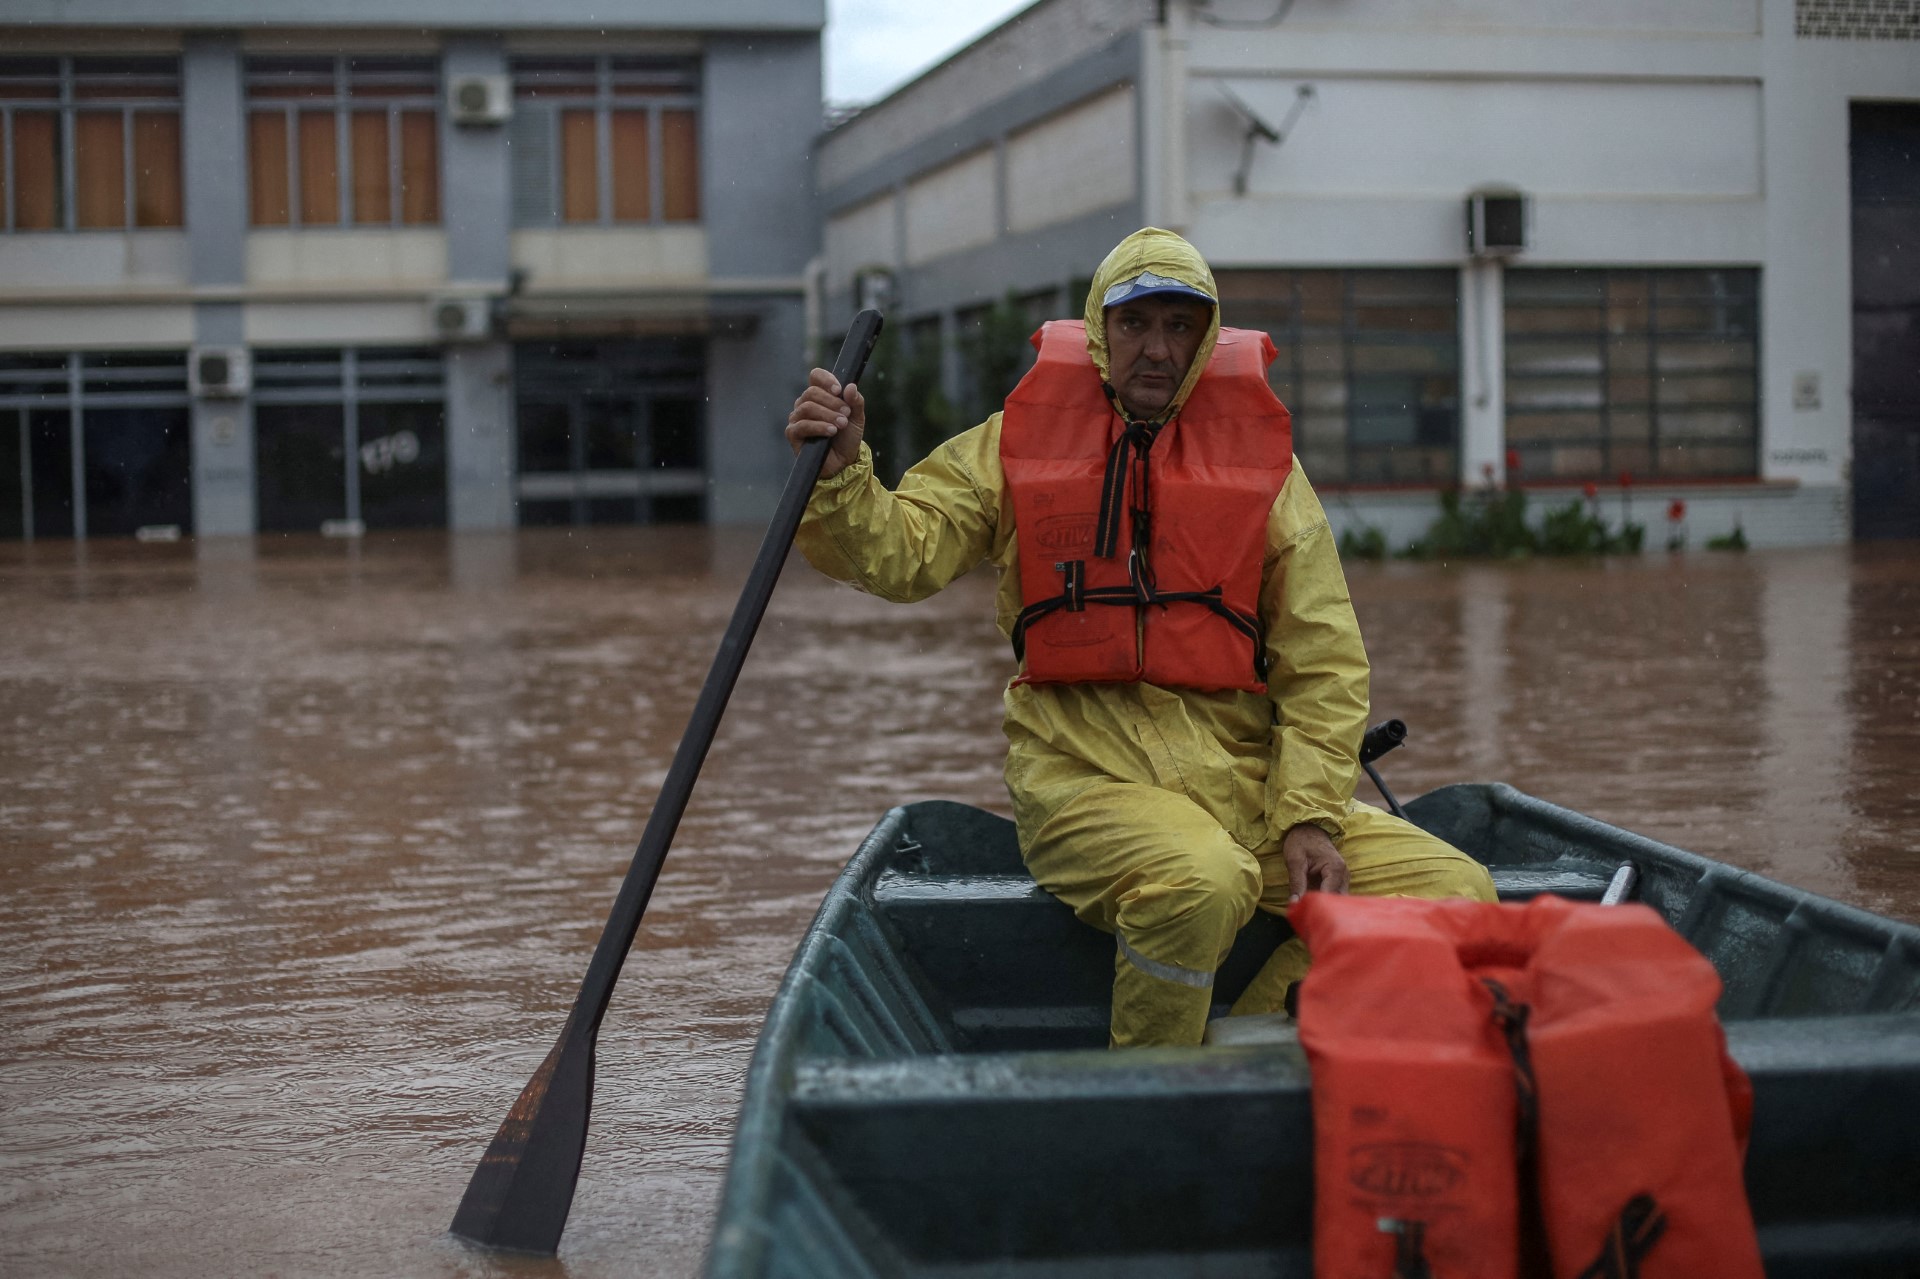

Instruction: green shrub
[1338,524,1388,561]
[1401,489,1643,560]
[1706,524,1749,551]
[854,324,957,485]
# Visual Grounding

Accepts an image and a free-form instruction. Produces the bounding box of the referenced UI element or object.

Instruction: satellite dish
[1217,83,1316,196]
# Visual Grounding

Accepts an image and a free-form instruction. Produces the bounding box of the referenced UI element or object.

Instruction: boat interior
[707,784,1920,1278]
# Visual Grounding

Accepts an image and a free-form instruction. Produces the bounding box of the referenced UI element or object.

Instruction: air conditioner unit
[448,74,511,126]
[190,346,251,398]
[854,267,895,315]
[1467,188,1527,258]
[430,295,493,342]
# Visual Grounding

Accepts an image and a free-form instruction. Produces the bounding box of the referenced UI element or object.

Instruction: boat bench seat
[867,861,1616,1052]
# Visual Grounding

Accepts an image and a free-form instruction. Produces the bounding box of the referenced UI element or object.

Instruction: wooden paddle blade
[449,1031,595,1255]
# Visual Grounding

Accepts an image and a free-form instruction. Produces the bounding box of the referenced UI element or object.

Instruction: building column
[1459,257,1506,486]
[446,344,515,529]
[182,33,253,536]
[702,34,821,523]
[442,35,516,531]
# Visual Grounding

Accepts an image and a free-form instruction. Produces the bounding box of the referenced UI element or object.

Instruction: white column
[1156,2,1190,234]
[1458,257,1506,486]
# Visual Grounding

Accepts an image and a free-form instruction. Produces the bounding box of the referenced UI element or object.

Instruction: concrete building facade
[817,0,1920,548]
[0,0,824,541]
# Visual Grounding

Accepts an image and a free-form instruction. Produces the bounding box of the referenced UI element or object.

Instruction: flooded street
[2,531,1917,1278]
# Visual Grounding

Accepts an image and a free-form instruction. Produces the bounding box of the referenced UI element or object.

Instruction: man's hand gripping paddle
[449,311,885,1255]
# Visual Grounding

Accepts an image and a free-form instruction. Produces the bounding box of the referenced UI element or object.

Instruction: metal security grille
[1504,268,1760,481]
[0,350,191,540]
[253,347,447,533]
[1216,269,1461,486]
[513,337,706,526]
[0,56,184,232]
[508,56,701,227]
[1797,0,1920,39]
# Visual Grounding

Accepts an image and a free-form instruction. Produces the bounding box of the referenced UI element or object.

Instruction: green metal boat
[705,783,1920,1278]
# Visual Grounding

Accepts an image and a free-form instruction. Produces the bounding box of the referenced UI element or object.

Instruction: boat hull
[706,785,1920,1277]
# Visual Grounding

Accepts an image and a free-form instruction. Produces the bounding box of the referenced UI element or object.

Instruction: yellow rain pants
[797,228,1496,1047]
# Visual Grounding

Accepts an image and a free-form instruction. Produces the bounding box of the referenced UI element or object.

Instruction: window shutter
[509,103,557,227]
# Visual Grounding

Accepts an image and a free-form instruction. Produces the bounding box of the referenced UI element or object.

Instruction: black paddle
[450,309,885,1256]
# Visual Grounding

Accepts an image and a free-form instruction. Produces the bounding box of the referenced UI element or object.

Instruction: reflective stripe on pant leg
[1021,781,1260,1048]
[1111,945,1216,1048]
[1117,933,1216,989]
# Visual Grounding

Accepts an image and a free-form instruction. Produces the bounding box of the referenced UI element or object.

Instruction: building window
[244,56,440,228]
[0,56,184,232]
[513,338,706,525]
[1504,268,1759,480]
[253,348,447,532]
[1217,269,1461,485]
[0,351,192,540]
[508,57,700,227]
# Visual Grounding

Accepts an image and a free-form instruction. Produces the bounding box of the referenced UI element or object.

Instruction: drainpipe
[1162,1,1191,233]
[803,254,826,364]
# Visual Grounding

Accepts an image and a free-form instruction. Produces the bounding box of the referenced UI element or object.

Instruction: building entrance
[1852,102,1920,540]
[0,353,192,540]
[253,347,447,534]
[514,338,706,526]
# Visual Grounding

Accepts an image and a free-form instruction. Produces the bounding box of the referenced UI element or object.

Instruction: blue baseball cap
[1100,270,1216,309]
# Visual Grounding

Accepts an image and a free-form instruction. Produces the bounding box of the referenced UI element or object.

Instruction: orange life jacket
[999,320,1293,693]
[1289,893,1763,1279]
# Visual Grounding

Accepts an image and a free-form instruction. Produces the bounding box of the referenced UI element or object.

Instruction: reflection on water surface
[1,531,1915,1276]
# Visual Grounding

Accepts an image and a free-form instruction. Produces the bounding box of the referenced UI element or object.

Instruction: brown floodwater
[2,530,1917,1277]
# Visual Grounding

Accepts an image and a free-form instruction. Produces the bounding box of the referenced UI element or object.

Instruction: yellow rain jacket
[800,229,1495,1048]
[797,228,1367,856]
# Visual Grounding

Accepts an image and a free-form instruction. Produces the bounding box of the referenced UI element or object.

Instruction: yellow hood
[1082,227,1221,418]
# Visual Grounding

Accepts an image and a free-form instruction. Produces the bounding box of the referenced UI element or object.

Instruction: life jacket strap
[1575,1194,1668,1279]
[1484,978,1552,1278]
[1009,579,1265,680]
[1378,1218,1432,1279]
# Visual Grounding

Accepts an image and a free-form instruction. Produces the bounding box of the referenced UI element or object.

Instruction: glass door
[255,403,347,533]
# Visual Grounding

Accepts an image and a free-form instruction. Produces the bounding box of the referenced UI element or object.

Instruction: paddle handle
[569,309,885,1038]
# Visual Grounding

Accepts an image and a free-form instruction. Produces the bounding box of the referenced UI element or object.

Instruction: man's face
[1104,295,1212,421]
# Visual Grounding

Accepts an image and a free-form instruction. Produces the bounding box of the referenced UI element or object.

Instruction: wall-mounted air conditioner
[1467,188,1527,258]
[430,295,493,342]
[854,267,895,315]
[190,346,251,398]
[449,75,511,126]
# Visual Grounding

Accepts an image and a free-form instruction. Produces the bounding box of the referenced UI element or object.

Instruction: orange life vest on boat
[999,320,1293,693]
[1289,893,1763,1279]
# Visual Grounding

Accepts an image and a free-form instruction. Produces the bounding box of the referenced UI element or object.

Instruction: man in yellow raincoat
[786,228,1495,1047]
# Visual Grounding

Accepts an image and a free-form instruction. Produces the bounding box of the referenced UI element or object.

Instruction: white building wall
[824,191,900,291]
[245,229,450,290]
[509,227,711,291]
[1006,84,1137,234]
[1757,0,1919,496]
[809,0,1912,546]
[1161,0,1919,545]
[1193,0,1760,33]
[0,304,196,349]
[904,147,998,266]
[0,233,190,295]
[817,0,1153,189]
